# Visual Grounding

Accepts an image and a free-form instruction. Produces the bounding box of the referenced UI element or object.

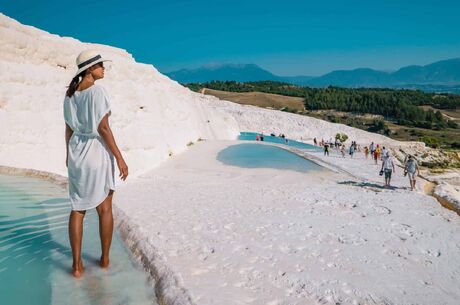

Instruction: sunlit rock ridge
[0,13,240,176]
[0,13,410,178]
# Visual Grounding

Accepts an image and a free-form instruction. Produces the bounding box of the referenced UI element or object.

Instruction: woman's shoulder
[88,85,111,101]
[91,84,108,94]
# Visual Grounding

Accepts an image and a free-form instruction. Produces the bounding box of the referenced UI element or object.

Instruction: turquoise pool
[0,174,156,305]
[217,143,323,173]
[239,132,320,151]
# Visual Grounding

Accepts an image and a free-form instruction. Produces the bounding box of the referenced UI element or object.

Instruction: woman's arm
[65,124,73,167]
[97,114,128,180]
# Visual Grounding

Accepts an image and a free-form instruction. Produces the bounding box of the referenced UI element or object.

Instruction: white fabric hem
[70,187,115,211]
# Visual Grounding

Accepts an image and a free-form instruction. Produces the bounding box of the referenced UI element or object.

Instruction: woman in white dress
[64,50,128,277]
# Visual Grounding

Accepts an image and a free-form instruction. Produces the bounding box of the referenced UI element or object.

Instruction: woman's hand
[117,157,128,181]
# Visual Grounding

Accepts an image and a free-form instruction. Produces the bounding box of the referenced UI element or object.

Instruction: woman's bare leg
[69,210,86,277]
[96,191,114,268]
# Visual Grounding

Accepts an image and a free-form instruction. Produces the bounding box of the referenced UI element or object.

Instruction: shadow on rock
[338,180,403,191]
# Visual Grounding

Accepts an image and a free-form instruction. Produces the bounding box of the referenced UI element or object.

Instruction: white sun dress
[63,85,115,211]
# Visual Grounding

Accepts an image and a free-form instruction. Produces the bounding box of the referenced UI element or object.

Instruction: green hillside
[187,81,460,149]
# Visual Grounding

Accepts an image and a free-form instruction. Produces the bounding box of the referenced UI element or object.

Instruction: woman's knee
[97,198,113,215]
[70,210,86,218]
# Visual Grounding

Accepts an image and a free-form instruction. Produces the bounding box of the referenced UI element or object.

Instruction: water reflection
[0,175,157,305]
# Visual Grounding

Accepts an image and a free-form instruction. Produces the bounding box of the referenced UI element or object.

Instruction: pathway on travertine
[294,145,424,193]
[115,140,460,305]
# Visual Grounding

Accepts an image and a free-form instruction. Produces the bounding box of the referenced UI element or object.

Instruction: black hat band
[77,55,102,69]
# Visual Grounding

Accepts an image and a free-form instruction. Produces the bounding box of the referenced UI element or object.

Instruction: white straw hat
[74,50,111,77]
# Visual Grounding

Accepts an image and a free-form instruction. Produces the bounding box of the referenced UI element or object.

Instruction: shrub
[368,119,390,135]
[335,133,348,143]
[414,121,433,129]
[447,120,458,129]
[409,129,423,137]
[281,107,297,113]
[397,119,413,126]
[419,136,439,148]
[327,115,338,123]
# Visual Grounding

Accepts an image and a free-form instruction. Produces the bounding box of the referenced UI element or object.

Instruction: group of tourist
[315,137,361,159]
[378,147,420,190]
[271,133,286,138]
[313,137,420,191]
[255,134,265,141]
[367,142,385,165]
[257,133,289,144]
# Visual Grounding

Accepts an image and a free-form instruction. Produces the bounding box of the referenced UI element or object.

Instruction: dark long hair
[65,71,86,97]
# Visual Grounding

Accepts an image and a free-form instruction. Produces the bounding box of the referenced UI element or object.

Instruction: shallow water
[217,143,323,173]
[239,132,320,150]
[0,174,156,305]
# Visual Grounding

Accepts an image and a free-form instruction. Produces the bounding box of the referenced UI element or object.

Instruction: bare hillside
[203,88,305,112]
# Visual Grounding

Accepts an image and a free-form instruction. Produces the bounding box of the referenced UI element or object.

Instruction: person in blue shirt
[404,155,420,191]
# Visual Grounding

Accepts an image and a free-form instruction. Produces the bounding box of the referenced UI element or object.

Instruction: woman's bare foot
[72,261,85,278]
[99,256,110,268]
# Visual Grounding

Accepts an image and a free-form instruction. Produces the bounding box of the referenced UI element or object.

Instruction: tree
[335,133,348,143]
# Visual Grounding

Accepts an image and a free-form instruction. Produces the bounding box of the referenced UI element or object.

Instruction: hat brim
[74,58,111,77]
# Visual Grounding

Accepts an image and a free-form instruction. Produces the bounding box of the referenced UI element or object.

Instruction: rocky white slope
[0,13,239,177]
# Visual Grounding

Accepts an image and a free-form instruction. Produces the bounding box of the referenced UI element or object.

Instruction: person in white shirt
[381,152,395,188]
[381,146,387,160]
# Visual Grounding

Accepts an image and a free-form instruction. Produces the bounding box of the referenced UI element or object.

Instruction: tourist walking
[380,152,395,188]
[374,145,381,165]
[404,155,420,191]
[324,143,330,156]
[349,145,355,158]
[370,142,375,156]
[64,50,129,277]
[381,146,388,161]
[364,146,369,159]
[335,138,340,149]
[351,141,357,151]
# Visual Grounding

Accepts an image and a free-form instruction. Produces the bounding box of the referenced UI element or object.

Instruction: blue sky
[2,0,460,76]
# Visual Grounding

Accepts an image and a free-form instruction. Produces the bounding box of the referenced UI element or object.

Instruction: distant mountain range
[165,58,460,93]
[166,64,280,83]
